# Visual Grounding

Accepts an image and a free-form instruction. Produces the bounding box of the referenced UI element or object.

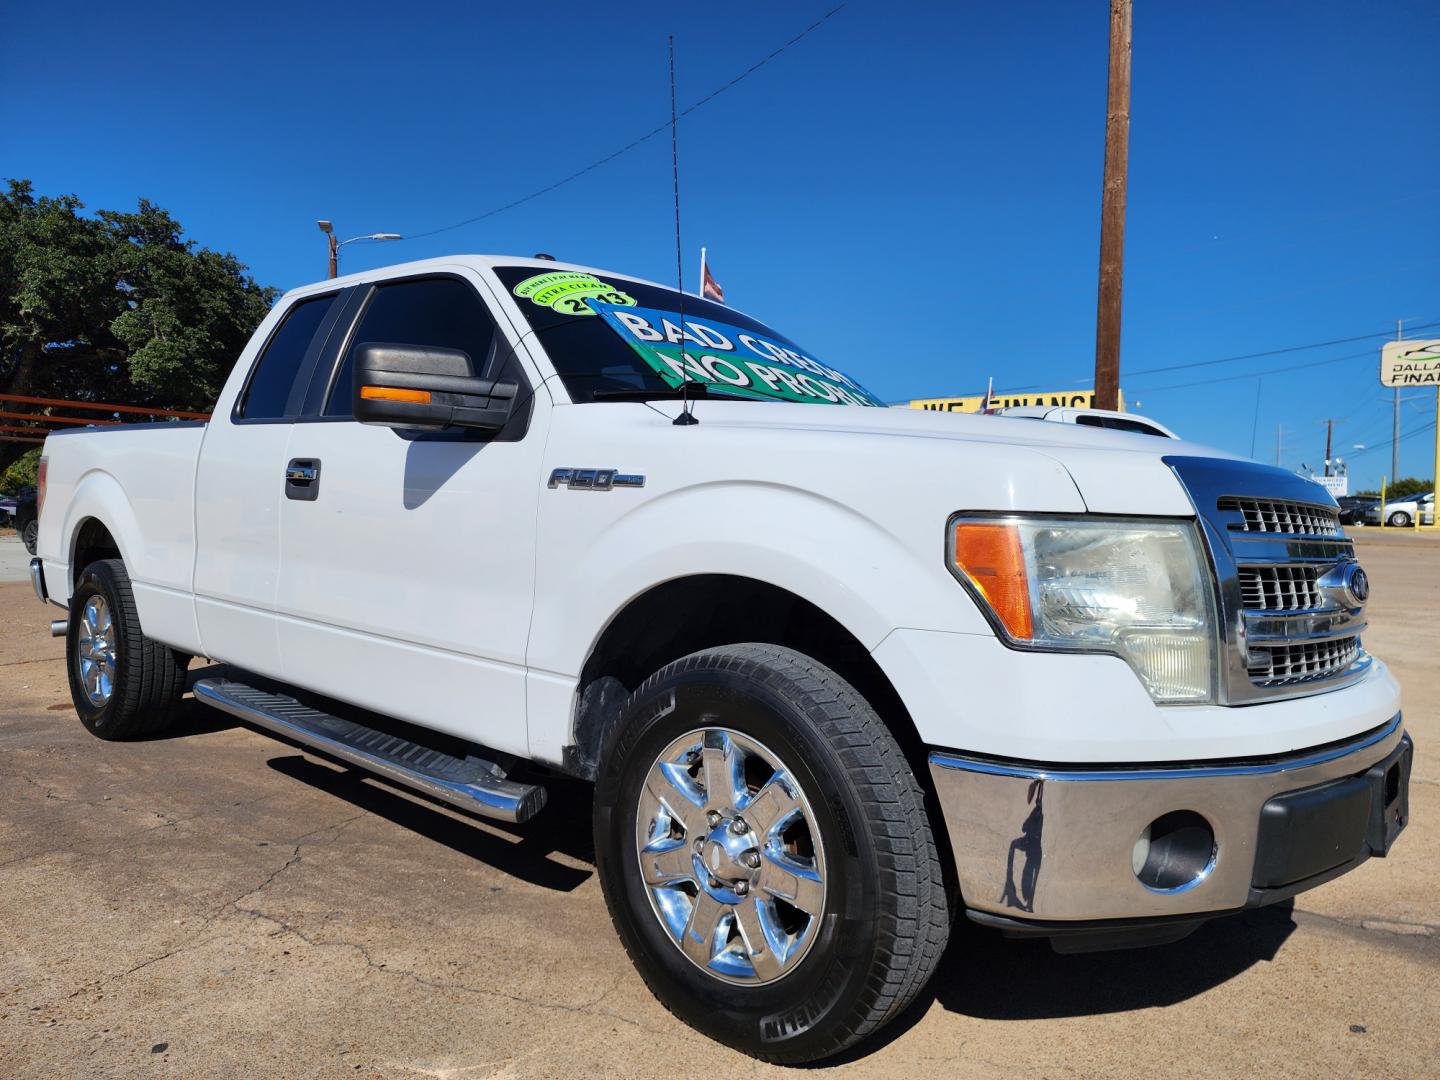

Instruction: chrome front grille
[1238,565,1323,611]
[1166,455,1370,704]
[1218,496,1340,536]
[1247,637,1361,686]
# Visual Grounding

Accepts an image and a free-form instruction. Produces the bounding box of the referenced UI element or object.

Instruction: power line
[402,5,848,241]
[1124,320,1440,379]
[1349,417,1438,460]
[991,319,1440,396]
[1101,348,1375,393]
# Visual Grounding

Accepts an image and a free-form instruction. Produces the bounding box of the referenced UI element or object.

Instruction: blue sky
[4,0,1437,490]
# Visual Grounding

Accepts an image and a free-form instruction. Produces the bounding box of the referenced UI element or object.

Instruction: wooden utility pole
[1093,0,1132,412]
[1318,418,1339,476]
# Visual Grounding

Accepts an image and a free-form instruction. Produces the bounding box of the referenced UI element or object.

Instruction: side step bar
[192,678,546,824]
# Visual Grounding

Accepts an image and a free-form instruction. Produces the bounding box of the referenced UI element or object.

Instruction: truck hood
[678,402,1251,516]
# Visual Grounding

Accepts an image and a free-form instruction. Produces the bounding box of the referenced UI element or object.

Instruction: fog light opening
[1134,811,1216,893]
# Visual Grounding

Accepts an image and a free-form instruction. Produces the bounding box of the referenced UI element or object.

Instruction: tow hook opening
[1133,810,1216,893]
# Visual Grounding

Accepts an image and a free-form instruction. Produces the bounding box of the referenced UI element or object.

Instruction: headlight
[947,516,1217,703]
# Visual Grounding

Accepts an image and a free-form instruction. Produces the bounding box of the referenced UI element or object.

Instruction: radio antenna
[669,34,698,426]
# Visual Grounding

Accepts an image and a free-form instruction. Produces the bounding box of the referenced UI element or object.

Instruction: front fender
[527,478,993,680]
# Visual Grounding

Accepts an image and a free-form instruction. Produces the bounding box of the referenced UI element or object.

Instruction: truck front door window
[325,277,499,417]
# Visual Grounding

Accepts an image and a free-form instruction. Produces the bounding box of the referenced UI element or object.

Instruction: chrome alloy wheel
[75,595,117,706]
[635,728,827,985]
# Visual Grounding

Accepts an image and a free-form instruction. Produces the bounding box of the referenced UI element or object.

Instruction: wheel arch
[570,576,956,933]
[69,516,124,588]
[565,573,958,894]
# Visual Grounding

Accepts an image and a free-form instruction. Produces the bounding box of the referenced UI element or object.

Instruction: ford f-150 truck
[30,255,1412,1063]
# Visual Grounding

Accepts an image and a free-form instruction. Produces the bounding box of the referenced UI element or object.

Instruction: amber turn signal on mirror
[359,385,431,404]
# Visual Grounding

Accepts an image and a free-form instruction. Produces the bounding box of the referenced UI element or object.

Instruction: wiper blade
[590,384,714,401]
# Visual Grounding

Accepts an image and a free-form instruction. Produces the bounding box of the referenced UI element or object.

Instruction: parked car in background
[997,405,1179,438]
[1337,496,1380,526]
[1364,492,1435,528]
[12,490,37,554]
[0,494,16,526]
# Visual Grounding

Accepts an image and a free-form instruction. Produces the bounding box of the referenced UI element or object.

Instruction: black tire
[67,558,189,740]
[21,518,37,555]
[594,644,949,1063]
[1388,511,1411,528]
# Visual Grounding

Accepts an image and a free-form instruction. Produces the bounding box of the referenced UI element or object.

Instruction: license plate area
[1252,734,1413,888]
[1365,736,1412,856]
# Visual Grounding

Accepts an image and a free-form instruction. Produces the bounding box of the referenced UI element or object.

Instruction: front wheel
[1389,511,1412,528]
[21,518,37,554]
[593,644,949,1063]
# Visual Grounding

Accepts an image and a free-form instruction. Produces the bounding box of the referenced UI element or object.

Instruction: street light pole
[317,220,402,279]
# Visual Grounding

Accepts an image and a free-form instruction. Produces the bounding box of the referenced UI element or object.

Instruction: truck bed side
[38,422,208,655]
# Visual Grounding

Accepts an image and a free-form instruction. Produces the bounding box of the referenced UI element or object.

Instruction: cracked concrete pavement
[2,531,1437,1078]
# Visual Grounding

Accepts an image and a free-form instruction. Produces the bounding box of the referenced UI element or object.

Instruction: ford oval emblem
[1348,565,1370,604]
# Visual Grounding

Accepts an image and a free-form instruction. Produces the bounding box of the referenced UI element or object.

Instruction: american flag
[700,247,725,303]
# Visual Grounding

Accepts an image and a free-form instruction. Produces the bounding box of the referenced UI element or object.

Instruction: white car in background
[998,405,1179,438]
[1365,492,1435,528]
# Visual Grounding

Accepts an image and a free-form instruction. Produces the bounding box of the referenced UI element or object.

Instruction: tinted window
[239,294,337,419]
[326,277,499,416]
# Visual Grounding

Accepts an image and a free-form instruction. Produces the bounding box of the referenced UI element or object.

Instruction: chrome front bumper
[928,715,1411,926]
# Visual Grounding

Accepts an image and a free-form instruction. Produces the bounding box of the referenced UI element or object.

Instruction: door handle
[285,458,321,501]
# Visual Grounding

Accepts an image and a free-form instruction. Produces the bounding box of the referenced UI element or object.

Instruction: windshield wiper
[590,384,716,402]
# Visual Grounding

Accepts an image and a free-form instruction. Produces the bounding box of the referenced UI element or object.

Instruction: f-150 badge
[547,468,645,491]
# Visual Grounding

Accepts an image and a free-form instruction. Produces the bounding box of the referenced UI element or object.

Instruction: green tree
[0,446,39,493]
[0,179,277,470]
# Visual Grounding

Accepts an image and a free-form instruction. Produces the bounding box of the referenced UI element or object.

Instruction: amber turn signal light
[360,385,431,404]
[951,522,1033,639]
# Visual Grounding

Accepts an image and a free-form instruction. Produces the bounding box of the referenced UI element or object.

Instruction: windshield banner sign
[589,302,886,407]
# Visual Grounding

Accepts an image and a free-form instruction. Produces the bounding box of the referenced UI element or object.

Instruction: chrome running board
[193,678,546,824]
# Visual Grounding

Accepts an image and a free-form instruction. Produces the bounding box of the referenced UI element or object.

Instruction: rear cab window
[492,265,884,407]
[1074,415,1169,437]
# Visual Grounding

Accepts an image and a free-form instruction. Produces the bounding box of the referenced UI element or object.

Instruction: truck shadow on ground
[129,696,242,740]
[818,903,1298,1063]
[265,752,596,893]
[932,902,1296,1020]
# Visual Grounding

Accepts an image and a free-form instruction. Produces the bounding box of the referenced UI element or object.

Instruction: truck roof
[279,254,760,320]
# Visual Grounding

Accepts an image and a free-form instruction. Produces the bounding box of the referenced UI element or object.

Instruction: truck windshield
[493,265,885,407]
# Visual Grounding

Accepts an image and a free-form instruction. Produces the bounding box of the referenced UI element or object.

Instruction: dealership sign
[1380,340,1440,387]
[908,390,1123,413]
[1309,474,1348,498]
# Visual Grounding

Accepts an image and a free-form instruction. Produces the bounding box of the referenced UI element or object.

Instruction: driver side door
[274,269,548,756]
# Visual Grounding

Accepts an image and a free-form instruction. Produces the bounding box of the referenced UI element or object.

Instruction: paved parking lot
[2,533,1436,1078]
[0,531,32,584]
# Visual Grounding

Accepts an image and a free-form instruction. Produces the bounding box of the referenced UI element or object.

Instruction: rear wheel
[1388,510,1412,528]
[21,518,37,554]
[67,559,189,740]
[593,644,949,1063]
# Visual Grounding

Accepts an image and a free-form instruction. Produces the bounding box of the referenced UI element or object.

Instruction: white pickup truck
[31,255,1412,1062]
